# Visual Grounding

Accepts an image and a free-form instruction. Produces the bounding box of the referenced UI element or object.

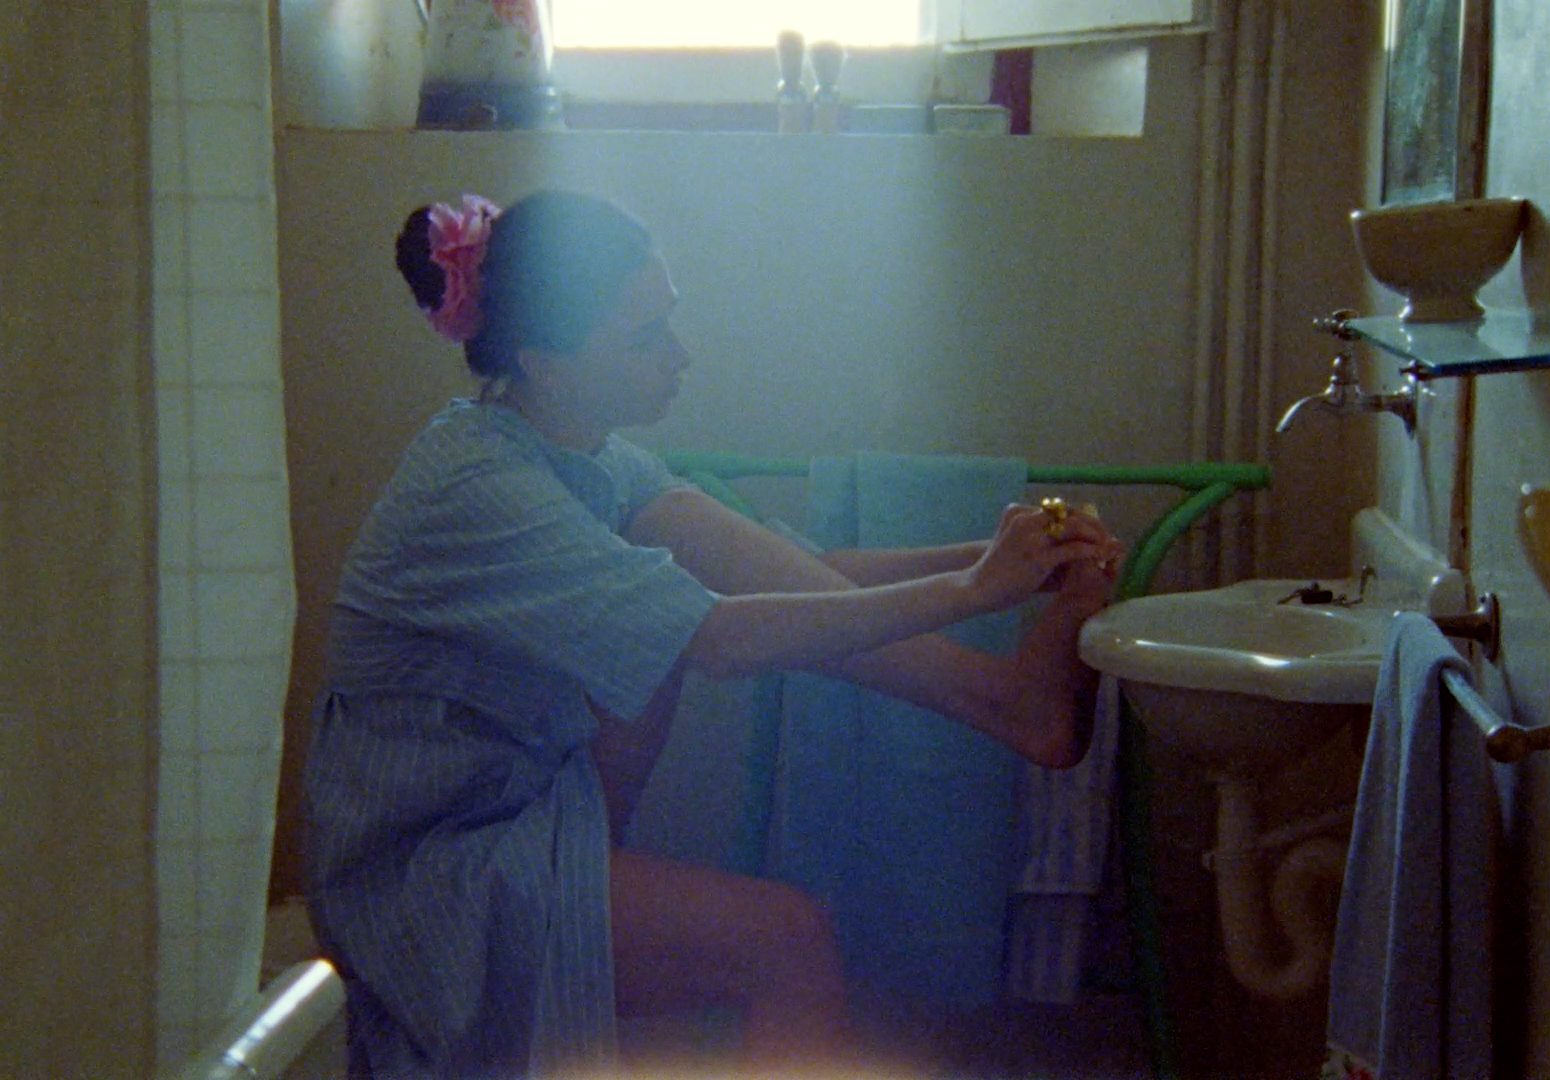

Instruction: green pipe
[1118,480,1245,600]
[663,450,1269,605]
[1118,694,1180,1080]
[683,470,763,521]
[659,450,811,481]
[663,449,1270,494]
[1026,461,1267,489]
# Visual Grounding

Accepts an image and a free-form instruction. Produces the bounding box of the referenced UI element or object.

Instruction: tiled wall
[149,0,296,1067]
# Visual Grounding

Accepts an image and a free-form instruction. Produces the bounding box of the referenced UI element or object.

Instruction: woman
[305,190,1124,1080]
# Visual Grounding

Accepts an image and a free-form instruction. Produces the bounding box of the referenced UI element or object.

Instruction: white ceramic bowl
[1350,197,1526,322]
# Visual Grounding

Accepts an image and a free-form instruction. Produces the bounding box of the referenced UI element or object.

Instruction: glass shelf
[1346,309,1550,379]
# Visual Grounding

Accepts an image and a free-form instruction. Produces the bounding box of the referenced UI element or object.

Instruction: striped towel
[1005,674,1122,1003]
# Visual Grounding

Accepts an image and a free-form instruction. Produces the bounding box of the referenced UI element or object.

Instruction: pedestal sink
[1079,578,1397,1002]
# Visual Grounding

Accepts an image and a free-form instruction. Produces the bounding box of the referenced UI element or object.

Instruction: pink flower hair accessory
[425,194,502,342]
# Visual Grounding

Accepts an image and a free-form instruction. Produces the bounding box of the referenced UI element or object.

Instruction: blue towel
[767,452,1028,1007]
[1324,613,1499,1080]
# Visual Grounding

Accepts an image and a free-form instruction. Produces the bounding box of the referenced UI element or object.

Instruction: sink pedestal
[1120,680,1360,1002]
[1207,772,1350,1002]
[1117,682,1367,781]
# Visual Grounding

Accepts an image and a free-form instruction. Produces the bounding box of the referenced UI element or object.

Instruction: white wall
[1452,0,1550,1066]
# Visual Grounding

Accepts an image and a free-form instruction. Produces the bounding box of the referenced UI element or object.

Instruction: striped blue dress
[305,398,718,1079]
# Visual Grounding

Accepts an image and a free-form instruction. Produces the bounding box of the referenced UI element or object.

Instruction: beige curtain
[1187,0,1286,585]
[0,2,161,1076]
[1,0,297,1074]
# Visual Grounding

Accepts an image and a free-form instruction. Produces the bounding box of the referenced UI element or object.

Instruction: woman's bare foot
[996,560,1113,768]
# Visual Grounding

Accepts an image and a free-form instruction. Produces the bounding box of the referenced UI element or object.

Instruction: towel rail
[1432,592,1501,662]
[1441,667,1550,763]
[1429,595,1549,761]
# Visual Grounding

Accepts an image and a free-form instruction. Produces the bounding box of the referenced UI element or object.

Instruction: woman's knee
[734,881,845,989]
[611,853,847,1017]
[761,882,837,950]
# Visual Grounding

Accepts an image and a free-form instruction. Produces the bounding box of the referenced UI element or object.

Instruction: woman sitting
[305,189,1124,1080]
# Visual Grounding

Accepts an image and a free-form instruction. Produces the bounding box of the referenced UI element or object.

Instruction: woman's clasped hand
[971,499,1123,610]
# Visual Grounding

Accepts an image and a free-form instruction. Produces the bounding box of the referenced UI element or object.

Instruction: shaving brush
[810,40,844,93]
[775,30,807,133]
[809,40,844,133]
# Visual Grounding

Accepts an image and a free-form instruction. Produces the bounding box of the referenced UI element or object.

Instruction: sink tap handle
[1357,565,1376,601]
[1312,309,1360,340]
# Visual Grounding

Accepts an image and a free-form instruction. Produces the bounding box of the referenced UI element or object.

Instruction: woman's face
[547,252,691,436]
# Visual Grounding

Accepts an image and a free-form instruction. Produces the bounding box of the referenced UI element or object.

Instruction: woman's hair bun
[395,206,445,312]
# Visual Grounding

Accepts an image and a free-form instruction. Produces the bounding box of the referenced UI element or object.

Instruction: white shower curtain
[150,0,297,1069]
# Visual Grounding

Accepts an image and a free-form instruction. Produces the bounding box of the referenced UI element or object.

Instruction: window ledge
[556,101,1015,135]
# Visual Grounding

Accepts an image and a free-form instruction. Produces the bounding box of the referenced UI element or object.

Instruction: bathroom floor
[266,899,1152,1080]
[868,993,1153,1080]
[614,990,1152,1079]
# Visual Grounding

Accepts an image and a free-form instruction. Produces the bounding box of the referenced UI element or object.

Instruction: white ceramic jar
[417,0,561,129]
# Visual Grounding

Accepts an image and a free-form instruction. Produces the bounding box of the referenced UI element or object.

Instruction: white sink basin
[1079,579,1395,777]
[1079,578,1395,705]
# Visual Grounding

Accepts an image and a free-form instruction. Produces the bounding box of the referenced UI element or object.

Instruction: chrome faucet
[1275,312,1418,435]
[1274,352,1418,434]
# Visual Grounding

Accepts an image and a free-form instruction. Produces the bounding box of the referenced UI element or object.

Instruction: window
[549,2,950,109]
[275,0,1202,129]
[945,0,1210,49]
[548,0,1209,108]
[551,1,925,49]
[552,0,1210,52]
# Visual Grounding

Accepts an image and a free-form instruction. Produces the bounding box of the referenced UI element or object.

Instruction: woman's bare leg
[592,671,685,845]
[829,561,1112,769]
[610,848,868,1076]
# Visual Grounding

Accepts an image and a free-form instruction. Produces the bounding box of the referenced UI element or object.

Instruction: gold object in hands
[1042,496,1113,571]
[1040,497,1069,536]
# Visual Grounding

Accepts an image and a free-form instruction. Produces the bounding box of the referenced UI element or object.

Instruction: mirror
[1380,0,1490,205]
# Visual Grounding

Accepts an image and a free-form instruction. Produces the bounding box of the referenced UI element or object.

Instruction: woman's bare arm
[625,487,1120,766]
[632,488,1096,678]
[818,542,988,587]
